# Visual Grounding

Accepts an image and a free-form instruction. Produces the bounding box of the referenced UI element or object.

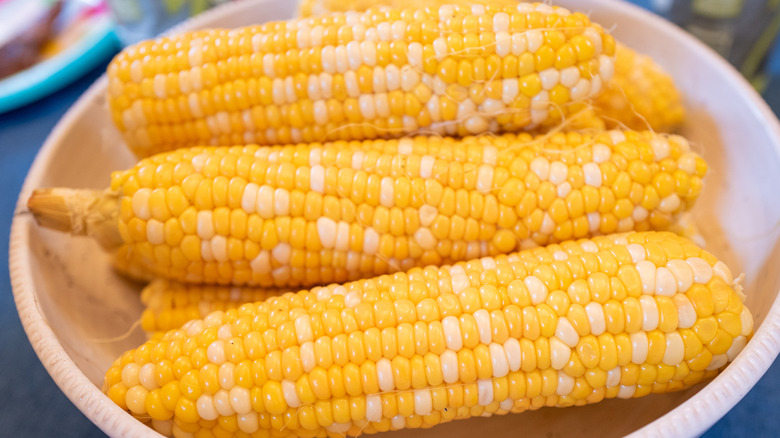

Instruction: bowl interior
[12,0,780,437]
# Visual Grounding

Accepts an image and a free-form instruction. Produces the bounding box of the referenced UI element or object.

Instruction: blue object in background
[627,0,656,9]
[0,23,119,114]
[0,64,111,438]
[0,0,121,114]
[628,0,780,81]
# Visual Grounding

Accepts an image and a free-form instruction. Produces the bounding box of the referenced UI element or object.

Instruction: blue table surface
[4,15,780,438]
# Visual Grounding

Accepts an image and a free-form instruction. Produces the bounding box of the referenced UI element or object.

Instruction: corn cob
[28,130,707,288]
[103,231,753,438]
[593,43,685,132]
[296,0,683,133]
[107,3,617,157]
[141,279,289,333]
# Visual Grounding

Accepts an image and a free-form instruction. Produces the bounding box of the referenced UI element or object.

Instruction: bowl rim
[594,0,780,434]
[9,0,780,437]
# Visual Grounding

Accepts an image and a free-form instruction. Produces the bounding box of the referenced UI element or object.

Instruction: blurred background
[633,0,780,91]
[1,0,779,436]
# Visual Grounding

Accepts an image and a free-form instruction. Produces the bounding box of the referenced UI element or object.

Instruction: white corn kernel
[585,302,606,335]
[281,380,300,408]
[530,157,550,180]
[583,162,602,187]
[674,294,697,329]
[627,243,646,263]
[237,412,259,434]
[663,332,685,365]
[317,217,337,249]
[524,276,548,305]
[511,33,527,55]
[560,66,580,87]
[489,343,509,378]
[213,389,234,416]
[366,395,382,422]
[196,394,219,421]
[741,307,754,337]
[146,219,164,245]
[300,341,315,372]
[414,228,436,250]
[555,317,579,347]
[549,337,571,370]
[327,423,352,433]
[207,340,226,365]
[557,182,572,198]
[540,68,560,90]
[571,78,591,101]
[650,137,670,160]
[502,79,519,104]
[667,259,694,292]
[495,32,511,57]
[504,338,522,372]
[640,295,659,331]
[476,165,494,194]
[442,316,464,351]
[138,363,157,390]
[617,385,636,399]
[477,379,494,406]
[549,161,568,185]
[557,372,575,396]
[727,336,748,361]
[636,260,657,294]
[606,367,621,387]
[377,358,394,391]
[441,349,459,383]
[310,165,325,193]
[132,188,152,220]
[655,267,677,296]
[526,30,543,52]
[218,362,235,390]
[630,331,649,364]
[707,354,728,371]
[419,205,437,227]
[451,273,470,294]
[124,385,154,418]
[413,389,433,415]
[712,261,734,284]
[363,227,379,254]
[474,309,492,344]
[687,257,713,283]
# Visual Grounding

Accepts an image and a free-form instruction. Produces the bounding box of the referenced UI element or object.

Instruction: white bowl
[10,0,780,436]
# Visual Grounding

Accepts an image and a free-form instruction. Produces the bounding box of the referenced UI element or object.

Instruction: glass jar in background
[107,0,231,45]
[647,0,780,90]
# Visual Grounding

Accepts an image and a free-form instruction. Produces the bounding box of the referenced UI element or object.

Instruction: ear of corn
[296,0,683,134]
[103,231,753,438]
[107,3,616,157]
[593,43,685,132]
[29,130,707,288]
[140,279,289,332]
